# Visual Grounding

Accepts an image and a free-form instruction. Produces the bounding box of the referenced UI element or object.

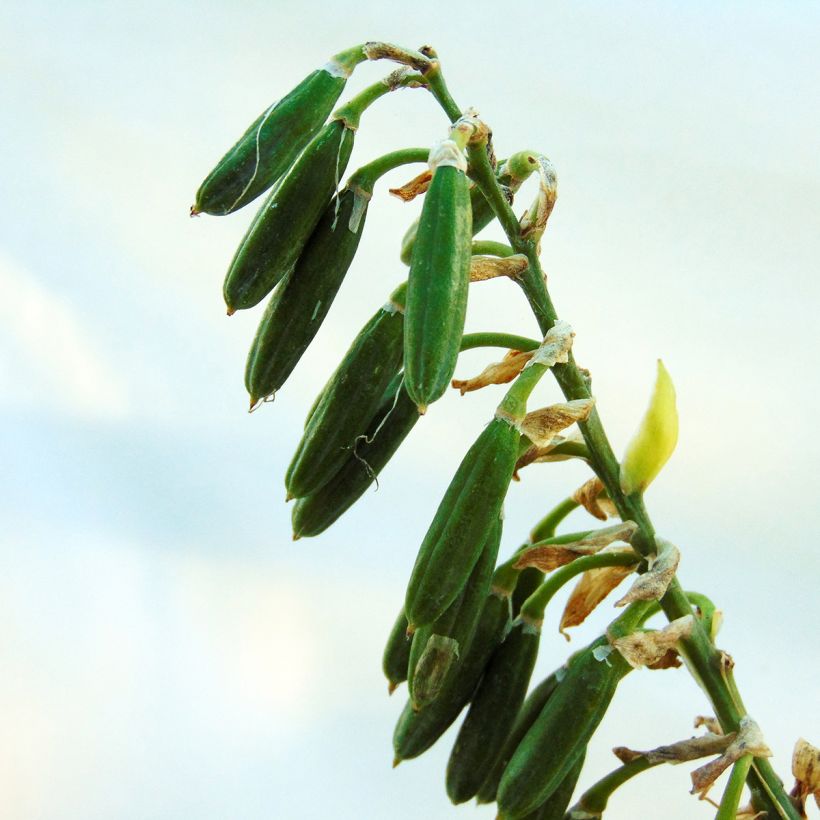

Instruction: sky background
[2,2,819,818]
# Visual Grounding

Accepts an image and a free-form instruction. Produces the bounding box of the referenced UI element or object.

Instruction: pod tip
[226,305,236,317]
[189,204,201,217]
[405,623,416,637]
[248,396,261,413]
[387,681,398,695]
[292,532,301,542]
[285,492,295,503]
[392,756,401,769]
[417,404,427,416]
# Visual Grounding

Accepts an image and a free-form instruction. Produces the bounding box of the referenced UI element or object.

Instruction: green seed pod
[518,750,585,820]
[512,566,545,617]
[497,637,633,818]
[382,609,411,694]
[223,118,355,313]
[285,285,406,500]
[291,375,419,537]
[446,617,541,804]
[193,48,363,216]
[392,585,511,763]
[404,415,520,629]
[474,671,562,805]
[403,140,472,411]
[408,517,502,710]
[244,184,371,404]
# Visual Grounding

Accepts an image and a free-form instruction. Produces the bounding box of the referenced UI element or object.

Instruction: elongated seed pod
[518,750,585,820]
[475,671,561,805]
[285,286,406,499]
[223,119,355,312]
[404,415,519,629]
[392,586,511,763]
[408,518,502,709]
[497,637,633,818]
[194,51,361,216]
[382,609,411,694]
[244,185,371,403]
[403,141,472,410]
[291,375,418,537]
[446,617,541,803]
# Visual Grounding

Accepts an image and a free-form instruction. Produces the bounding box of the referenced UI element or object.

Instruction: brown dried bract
[690,717,771,799]
[611,614,694,669]
[694,716,724,735]
[572,476,617,521]
[521,399,595,446]
[530,320,574,368]
[560,557,636,638]
[614,731,733,766]
[615,538,680,607]
[646,648,682,670]
[469,254,529,282]
[389,169,432,201]
[520,155,558,240]
[791,737,820,813]
[515,522,638,572]
[451,349,533,395]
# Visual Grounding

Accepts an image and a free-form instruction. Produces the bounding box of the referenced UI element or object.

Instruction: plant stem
[333,71,425,129]
[529,497,579,542]
[716,755,754,820]
[459,332,540,352]
[471,240,516,257]
[423,61,798,820]
[572,756,658,816]
[348,148,429,190]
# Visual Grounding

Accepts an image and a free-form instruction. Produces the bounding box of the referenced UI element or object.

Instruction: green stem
[423,57,798,820]
[459,332,540,352]
[471,240,516,257]
[348,148,429,190]
[572,756,658,816]
[334,71,425,129]
[716,755,754,820]
[497,358,549,421]
[529,497,579,542]
[519,552,640,623]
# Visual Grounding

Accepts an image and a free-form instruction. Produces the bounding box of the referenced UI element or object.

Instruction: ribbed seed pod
[475,671,561,805]
[291,375,419,538]
[404,416,520,629]
[446,617,541,803]
[382,609,412,694]
[194,51,361,216]
[403,141,472,410]
[244,184,371,404]
[408,517,502,710]
[518,750,585,820]
[285,285,406,500]
[223,118,355,312]
[392,586,511,763]
[497,637,633,818]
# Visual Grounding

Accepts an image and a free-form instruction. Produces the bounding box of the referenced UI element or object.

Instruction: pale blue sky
[2,2,819,818]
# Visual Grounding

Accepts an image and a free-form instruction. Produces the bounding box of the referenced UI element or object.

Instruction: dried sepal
[614,731,733,766]
[619,359,679,496]
[527,320,575,368]
[519,155,558,242]
[791,737,820,813]
[615,538,680,607]
[690,717,771,799]
[610,614,695,669]
[469,254,529,282]
[572,476,617,521]
[694,716,724,735]
[646,648,682,669]
[515,522,638,572]
[735,805,765,819]
[451,349,533,395]
[560,557,637,638]
[514,432,590,477]
[521,399,595,446]
[389,169,432,201]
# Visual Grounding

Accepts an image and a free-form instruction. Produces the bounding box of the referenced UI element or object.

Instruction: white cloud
[0,250,129,420]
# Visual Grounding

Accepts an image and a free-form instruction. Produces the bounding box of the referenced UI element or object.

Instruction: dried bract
[615,538,680,607]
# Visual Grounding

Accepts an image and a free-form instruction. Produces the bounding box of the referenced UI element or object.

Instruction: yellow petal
[620,359,679,496]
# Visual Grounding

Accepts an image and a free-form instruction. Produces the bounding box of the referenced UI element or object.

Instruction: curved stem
[471,240,516,257]
[348,147,429,190]
[333,71,425,128]
[529,497,579,542]
[459,331,540,352]
[716,755,754,820]
[520,552,640,623]
[572,756,658,816]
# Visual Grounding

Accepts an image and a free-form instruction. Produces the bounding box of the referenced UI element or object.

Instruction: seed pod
[497,637,633,818]
[408,518,502,709]
[244,184,371,404]
[194,50,362,216]
[475,671,561,805]
[404,140,472,410]
[291,375,419,537]
[446,617,541,804]
[382,609,411,694]
[223,118,355,313]
[392,585,511,763]
[285,285,406,500]
[404,415,520,629]
[518,750,585,820]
